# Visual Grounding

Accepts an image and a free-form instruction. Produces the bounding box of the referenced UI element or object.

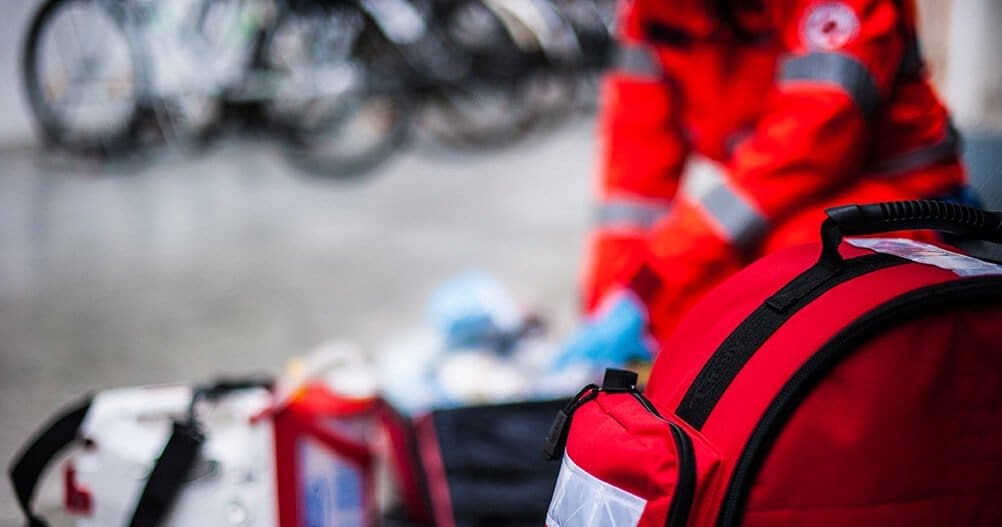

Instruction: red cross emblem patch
[801,2,861,50]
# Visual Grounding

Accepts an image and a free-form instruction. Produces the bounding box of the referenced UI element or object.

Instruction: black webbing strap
[8,394,205,527]
[8,396,93,527]
[676,253,907,429]
[127,420,205,527]
[128,376,269,526]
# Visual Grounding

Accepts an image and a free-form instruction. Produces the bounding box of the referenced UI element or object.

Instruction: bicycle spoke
[88,7,111,62]
[66,3,89,67]
[50,12,77,82]
[29,0,139,146]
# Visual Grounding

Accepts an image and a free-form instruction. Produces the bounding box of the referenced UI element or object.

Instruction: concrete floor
[0,127,594,524]
[1,124,998,525]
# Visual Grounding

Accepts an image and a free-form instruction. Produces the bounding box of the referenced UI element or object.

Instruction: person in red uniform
[555,0,974,367]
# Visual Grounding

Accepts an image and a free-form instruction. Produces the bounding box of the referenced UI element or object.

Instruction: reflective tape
[870,123,961,176]
[546,453,646,527]
[700,183,769,250]
[779,52,879,117]
[614,43,662,78]
[595,197,671,230]
[683,158,767,250]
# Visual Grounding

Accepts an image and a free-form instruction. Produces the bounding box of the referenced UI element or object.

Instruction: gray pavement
[1,123,998,525]
[0,126,594,525]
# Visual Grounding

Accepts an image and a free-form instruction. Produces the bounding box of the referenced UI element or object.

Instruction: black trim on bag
[627,392,696,527]
[665,424,695,527]
[546,373,698,527]
[715,276,1002,526]
[676,253,907,429]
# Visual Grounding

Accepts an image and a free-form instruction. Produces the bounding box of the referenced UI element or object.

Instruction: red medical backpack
[545,201,1002,527]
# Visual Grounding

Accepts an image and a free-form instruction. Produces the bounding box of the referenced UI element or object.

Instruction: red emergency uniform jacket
[584,0,967,340]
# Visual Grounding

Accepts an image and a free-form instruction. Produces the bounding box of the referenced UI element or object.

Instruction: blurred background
[0,0,1000,523]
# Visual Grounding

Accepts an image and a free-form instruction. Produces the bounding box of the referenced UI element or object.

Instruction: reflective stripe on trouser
[613,43,662,78]
[779,51,880,117]
[683,158,768,250]
[595,196,672,231]
[546,453,646,527]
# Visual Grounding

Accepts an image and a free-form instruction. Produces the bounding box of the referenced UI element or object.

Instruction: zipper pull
[543,383,599,460]
[601,368,639,392]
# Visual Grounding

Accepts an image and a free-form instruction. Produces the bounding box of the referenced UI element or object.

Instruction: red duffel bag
[545,200,1002,527]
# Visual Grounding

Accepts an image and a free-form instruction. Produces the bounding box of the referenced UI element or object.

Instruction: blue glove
[553,291,654,369]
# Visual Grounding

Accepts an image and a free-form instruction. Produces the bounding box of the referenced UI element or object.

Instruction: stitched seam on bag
[596,395,655,433]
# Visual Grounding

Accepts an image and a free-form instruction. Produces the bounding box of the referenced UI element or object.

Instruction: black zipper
[715,276,1002,526]
[629,392,696,527]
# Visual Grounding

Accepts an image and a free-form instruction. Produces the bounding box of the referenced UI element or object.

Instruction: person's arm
[582,0,690,311]
[625,0,912,337]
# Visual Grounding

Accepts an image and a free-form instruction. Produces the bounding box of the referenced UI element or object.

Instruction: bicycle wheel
[421,80,539,149]
[261,5,413,179]
[419,0,539,148]
[22,0,143,156]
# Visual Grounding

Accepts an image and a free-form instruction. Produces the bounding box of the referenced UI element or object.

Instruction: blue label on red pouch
[298,438,365,527]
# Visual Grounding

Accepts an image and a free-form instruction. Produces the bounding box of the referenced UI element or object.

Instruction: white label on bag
[847,238,1002,276]
[546,454,647,527]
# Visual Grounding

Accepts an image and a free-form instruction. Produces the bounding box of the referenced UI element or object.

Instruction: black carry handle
[820,200,1002,268]
[127,421,204,527]
[8,396,93,527]
[8,376,270,527]
[130,375,272,527]
[7,395,200,527]
[186,374,274,423]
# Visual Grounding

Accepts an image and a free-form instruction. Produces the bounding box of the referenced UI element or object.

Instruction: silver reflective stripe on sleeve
[779,52,880,117]
[683,157,768,250]
[546,453,646,527]
[595,197,671,230]
[614,43,662,78]
[870,123,961,176]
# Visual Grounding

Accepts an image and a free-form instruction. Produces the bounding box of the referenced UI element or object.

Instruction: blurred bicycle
[23,0,268,157]
[22,0,618,177]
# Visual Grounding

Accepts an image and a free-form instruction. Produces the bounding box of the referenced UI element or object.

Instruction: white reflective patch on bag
[546,453,647,527]
[848,238,1002,277]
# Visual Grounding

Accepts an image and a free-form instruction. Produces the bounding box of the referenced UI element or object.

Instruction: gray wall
[944,0,1002,132]
[0,1,38,147]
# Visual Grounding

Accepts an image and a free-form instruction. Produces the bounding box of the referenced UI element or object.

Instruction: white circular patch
[801,2,861,50]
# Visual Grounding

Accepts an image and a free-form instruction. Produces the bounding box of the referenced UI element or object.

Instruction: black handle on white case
[128,373,273,527]
[820,200,1002,268]
[8,396,93,527]
[127,421,204,527]
[7,394,202,527]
